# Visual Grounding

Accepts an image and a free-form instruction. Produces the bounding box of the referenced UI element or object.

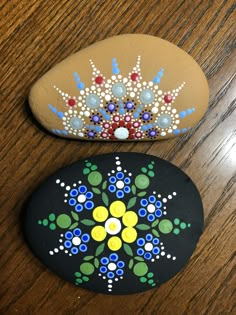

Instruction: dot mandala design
[49,56,196,139]
[38,156,192,292]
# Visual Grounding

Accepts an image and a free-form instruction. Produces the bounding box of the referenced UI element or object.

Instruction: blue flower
[136,233,160,260]
[68,185,94,212]
[64,228,90,255]
[138,195,163,222]
[108,172,131,199]
[99,253,125,278]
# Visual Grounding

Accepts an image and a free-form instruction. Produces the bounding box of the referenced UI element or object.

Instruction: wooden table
[1,0,235,314]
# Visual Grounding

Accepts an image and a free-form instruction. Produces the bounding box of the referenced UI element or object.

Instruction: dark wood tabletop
[0,0,235,314]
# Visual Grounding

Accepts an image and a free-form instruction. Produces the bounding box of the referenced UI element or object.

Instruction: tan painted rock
[29,34,209,141]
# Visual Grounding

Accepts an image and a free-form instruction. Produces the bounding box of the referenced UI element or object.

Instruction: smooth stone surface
[24,153,204,295]
[29,34,209,141]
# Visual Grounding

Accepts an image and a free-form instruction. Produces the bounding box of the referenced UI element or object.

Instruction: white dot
[120,277,123,279]
[103,276,106,279]
[59,245,64,250]
[108,289,112,292]
[66,186,71,191]
[147,204,155,213]
[128,173,132,176]
[60,183,65,187]
[115,278,119,281]
[116,180,124,189]
[151,259,155,262]
[158,194,161,198]
[49,251,54,255]
[108,279,113,283]
[172,256,176,260]
[144,243,153,251]
[163,198,167,203]
[151,107,158,114]
[117,166,122,171]
[130,92,135,98]
[56,179,60,184]
[108,263,117,271]
[156,255,160,259]
[77,194,86,203]
[163,211,167,215]
[115,157,119,160]
[161,246,165,250]
[168,195,172,199]
[173,192,177,196]
[105,94,111,101]
[54,248,59,253]
[161,251,165,256]
[116,161,121,165]
[65,250,68,253]
[167,254,171,259]
[72,237,81,246]
[108,285,113,288]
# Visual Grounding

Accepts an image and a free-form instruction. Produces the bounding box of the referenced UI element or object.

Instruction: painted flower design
[38,156,191,292]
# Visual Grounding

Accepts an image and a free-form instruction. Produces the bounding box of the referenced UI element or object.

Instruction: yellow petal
[107,236,122,251]
[109,201,126,218]
[121,227,137,243]
[93,206,108,222]
[91,226,107,241]
[122,211,138,227]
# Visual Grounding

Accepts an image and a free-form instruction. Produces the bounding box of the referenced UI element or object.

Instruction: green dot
[180,222,186,229]
[173,228,180,235]
[133,262,148,276]
[49,223,56,230]
[76,278,83,284]
[140,277,147,283]
[38,220,42,225]
[188,223,191,228]
[80,263,95,275]
[49,213,56,222]
[141,167,147,173]
[135,174,150,189]
[83,168,90,175]
[42,219,48,226]
[91,165,98,171]
[56,214,71,229]
[75,272,82,277]
[148,171,155,177]
[174,218,180,225]
[158,219,173,234]
[147,272,154,278]
[151,161,155,165]
[88,171,102,186]
[148,279,154,284]
[152,283,156,287]
[82,276,89,282]
[148,164,153,169]
[86,162,92,167]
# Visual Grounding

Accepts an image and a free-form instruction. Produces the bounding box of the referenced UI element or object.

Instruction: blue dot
[107,272,115,279]
[144,252,152,260]
[116,190,124,199]
[137,248,144,256]
[79,185,87,193]
[153,238,159,245]
[65,232,73,240]
[73,229,81,237]
[101,257,109,265]
[85,201,94,210]
[179,111,186,118]
[57,112,64,118]
[138,208,147,217]
[155,209,162,217]
[64,241,72,248]
[71,247,79,254]
[110,253,118,261]
[70,189,78,197]
[117,261,125,268]
[100,266,107,273]
[86,192,93,199]
[124,186,131,193]
[153,247,160,254]
[137,238,145,246]
[69,198,76,206]
[75,204,83,212]
[116,269,124,276]
[82,234,90,243]
[109,185,116,193]
[124,177,131,184]
[109,176,116,184]
[187,108,192,114]
[173,129,180,135]
[141,199,148,207]
[112,68,120,75]
[149,195,156,203]
[146,234,153,241]
[182,128,187,132]
[79,244,87,252]
[77,82,84,90]
[148,214,155,222]
[116,172,124,179]
[156,201,162,208]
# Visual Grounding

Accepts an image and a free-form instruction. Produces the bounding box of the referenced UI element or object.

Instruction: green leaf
[84,255,94,261]
[123,243,133,256]
[95,243,105,256]
[134,256,144,261]
[152,228,160,237]
[71,211,79,221]
[136,224,150,230]
[102,192,109,206]
[128,258,134,269]
[127,197,137,209]
[69,222,79,229]
[94,258,99,268]
[137,191,147,197]
[151,219,159,228]
[102,181,107,190]
[81,219,95,226]
[92,187,101,194]
[131,185,136,194]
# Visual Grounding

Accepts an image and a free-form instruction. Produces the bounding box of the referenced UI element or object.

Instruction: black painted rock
[24,153,204,295]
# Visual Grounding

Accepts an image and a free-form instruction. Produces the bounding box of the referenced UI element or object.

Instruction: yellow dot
[91,226,106,241]
[110,201,126,218]
[122,211,138,227]
[121,227,137,243]
[93,206,108,222]
[109,222,117,231]
[107,236,122,251]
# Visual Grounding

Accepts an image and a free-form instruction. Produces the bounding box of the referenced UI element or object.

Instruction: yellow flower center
[109,222,117,231]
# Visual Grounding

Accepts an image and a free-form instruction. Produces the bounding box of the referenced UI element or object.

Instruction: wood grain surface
[0,0,235,314]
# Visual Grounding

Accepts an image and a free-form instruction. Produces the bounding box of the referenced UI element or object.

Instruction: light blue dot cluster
[119,100,125,115]
[152,68,164,84]
[86,124,102,132]
[179,108,195,119]
[108,172,131,199]
[99,108,110,120]
[141,122,157,131]
[112,58,120,75]
[100,254,125,278]
[64,228,90,255]
[133,105,143,118]
[68,185,94,212]
[173,127,190,135]
[138,195,163,222]
[74,72,85,90]
[52,129,68,135]
[136,234,160,260]
[48,104,64,119]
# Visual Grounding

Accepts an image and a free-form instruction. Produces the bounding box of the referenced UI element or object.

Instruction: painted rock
[29,34,209,141]
[24,153,204,295]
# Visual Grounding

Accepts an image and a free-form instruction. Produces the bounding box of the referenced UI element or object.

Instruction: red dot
[129,129,135,134]
[112,123,118,129]
[95,76,103,84]
[129,135,135,139]
[126,123,132,129]
[131,73,139,81]
[68,99,76,106]
[108,129,114,134]
[119,121,125,127]
[164,94,172,103]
